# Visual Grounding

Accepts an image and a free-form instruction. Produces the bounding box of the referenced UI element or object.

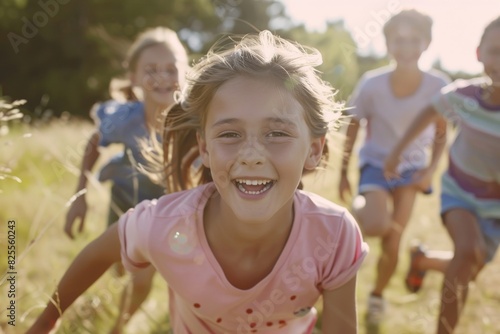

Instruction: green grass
[0,120,499,333]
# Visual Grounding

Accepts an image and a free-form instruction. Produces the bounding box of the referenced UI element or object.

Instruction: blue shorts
[358,164,432,195]
[441,193,500,262]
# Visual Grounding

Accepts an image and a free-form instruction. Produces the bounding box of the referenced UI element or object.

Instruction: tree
[282,21,360,102]
[0,0,221,118]
[0,0,364,119]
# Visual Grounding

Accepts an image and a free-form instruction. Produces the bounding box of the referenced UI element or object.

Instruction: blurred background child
[63,27,188,333]
[338,9,450,324]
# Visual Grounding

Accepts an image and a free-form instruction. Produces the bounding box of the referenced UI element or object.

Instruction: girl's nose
[239,137,265,166]
[144,71,176,88]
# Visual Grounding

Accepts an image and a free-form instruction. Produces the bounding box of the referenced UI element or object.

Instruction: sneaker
[405,244,427,293]
[365,294,386,325]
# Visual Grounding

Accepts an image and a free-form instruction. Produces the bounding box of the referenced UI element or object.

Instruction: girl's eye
[219,132,240,138]
[268,131,289,137]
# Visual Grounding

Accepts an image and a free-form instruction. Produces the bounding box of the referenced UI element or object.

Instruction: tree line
[0,0,473,120]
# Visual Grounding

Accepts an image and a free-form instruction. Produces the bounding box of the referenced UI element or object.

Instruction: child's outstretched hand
[64,195,87,239]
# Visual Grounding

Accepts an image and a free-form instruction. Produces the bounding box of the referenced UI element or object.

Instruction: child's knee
[454,244,487,274]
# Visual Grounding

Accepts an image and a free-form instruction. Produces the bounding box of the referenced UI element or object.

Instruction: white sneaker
[365,295,386,325]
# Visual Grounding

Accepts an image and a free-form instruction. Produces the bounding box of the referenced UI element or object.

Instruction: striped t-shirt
[432,78,500,218]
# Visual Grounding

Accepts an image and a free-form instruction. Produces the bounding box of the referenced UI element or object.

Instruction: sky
[279,0,499,74]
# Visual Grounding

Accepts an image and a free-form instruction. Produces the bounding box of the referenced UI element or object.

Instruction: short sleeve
[90,100,137,147]
[117,199,157,272]
[346,74,371,120]
[320,211,368,291]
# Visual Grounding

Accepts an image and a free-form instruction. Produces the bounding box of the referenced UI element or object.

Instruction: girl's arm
[384,105,445,177]
[338,118,360,202]
[64,131,101,238]
[321,275,358,334]
[26,224,121,334]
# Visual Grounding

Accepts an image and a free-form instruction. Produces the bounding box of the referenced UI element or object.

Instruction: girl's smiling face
[198,75,325,223]
[131,44,183,108]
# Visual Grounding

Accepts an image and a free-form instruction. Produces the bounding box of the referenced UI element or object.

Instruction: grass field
[0,119,499,334]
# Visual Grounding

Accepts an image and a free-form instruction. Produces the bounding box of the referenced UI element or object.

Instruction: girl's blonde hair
[110,27,188,101]
[161,30,342,192]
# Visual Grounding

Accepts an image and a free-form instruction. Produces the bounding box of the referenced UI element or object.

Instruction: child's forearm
[28,224,121,332]
[393,105,440,159]
[428,115,447,171]
[76,132,101,191]
[341,118,360,175]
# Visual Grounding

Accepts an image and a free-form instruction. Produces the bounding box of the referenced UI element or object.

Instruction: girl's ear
[304,136,326,170]
[476,46,482,62]
[197,132,210,168]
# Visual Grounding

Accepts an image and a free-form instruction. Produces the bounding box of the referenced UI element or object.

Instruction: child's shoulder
[425,68,452,85]
[294,190,362,247]
[295,190,353,222]
[358,66,393,86]
[441,77,487,95]
[91,99,143,124]
[146,183,213,219]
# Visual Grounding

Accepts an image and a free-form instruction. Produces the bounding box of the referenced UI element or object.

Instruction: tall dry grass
[0,120,498,333]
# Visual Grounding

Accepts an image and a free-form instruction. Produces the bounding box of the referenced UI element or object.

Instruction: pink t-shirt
[118,182,368,333]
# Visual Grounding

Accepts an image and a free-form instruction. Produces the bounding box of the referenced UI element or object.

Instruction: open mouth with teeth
[234,179,275,195]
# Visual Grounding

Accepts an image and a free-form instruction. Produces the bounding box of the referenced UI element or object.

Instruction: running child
[27,30,368,334]
[63,27,188,333]
[338,9,450,324]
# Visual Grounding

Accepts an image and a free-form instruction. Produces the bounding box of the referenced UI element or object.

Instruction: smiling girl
[27,30,367,334]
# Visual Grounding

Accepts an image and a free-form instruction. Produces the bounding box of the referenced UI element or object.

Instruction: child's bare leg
[354,190,391,237]
[372,186,417,295]
[437,209,487,334]
[416,250,452,273]
[111,266,156,334]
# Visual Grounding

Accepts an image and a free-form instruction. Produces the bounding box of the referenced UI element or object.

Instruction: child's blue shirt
[92,100,164,202]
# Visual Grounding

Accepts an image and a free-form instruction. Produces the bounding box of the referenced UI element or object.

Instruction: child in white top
[27,31,368,334]
[338,9,449,324]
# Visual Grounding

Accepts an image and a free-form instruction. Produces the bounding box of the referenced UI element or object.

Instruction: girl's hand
[64,195,87,239]
[338,173,352,203]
